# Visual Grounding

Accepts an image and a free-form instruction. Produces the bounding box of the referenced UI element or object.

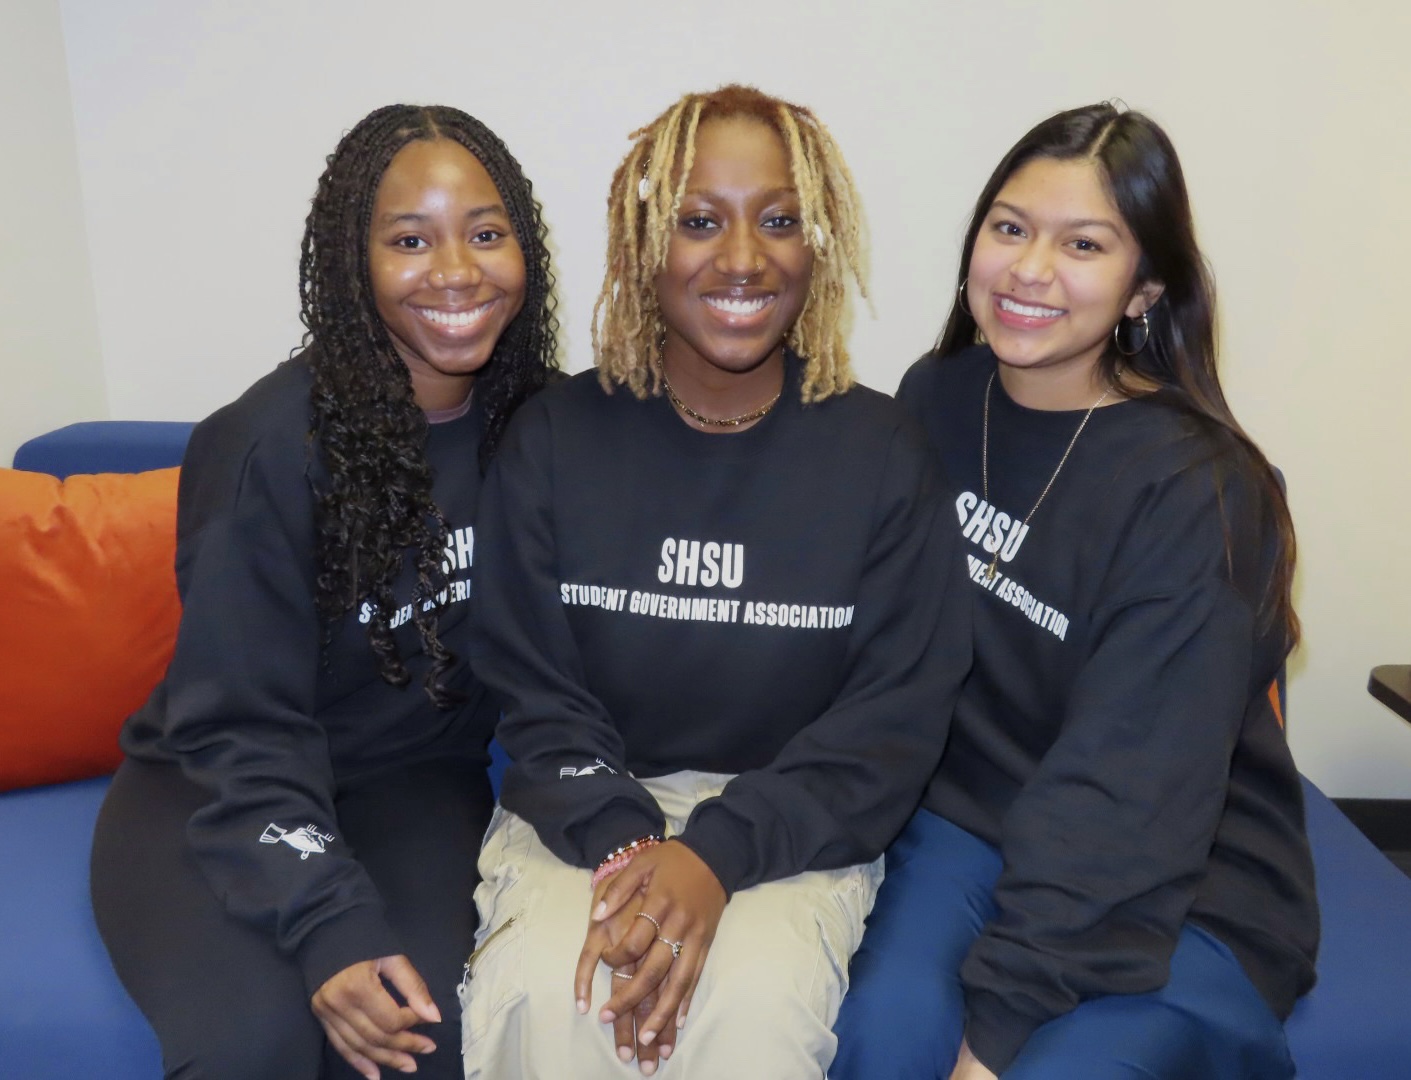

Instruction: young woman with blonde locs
[462,84,970,1078]
[90,103,557,1080]
[831,103,1318,1080]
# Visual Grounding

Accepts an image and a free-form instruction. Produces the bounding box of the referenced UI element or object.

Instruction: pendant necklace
[981,370,1113,582]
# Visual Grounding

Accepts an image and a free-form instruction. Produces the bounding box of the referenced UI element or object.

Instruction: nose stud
[732,259,764,284]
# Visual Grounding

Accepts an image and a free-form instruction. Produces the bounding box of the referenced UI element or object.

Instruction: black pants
[91,756,492,1080]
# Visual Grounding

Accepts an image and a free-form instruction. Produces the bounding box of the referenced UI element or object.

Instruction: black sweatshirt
[468,359,971,896]
[120,354,497,994]
[897,346,1319,1072]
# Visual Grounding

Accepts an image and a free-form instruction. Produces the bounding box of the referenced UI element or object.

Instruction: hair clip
[638,175,652,201]
[813,223,827,250]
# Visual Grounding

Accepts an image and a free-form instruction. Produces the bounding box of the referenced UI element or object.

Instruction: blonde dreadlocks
[592,85,866,403]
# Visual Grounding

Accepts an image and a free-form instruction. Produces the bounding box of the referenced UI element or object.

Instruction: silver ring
[612,970,633,980]
[634,911,661,931]
[656,936,684,959]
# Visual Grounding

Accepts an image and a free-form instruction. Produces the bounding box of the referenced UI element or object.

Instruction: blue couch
[3,421,1409,1078]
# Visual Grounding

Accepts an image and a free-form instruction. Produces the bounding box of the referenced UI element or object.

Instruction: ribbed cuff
[675,812,751,898]
[964,990,1043,1075]
[295,905,403,998]
[576,801,668,870]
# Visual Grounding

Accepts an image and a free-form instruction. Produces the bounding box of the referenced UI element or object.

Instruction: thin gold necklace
[657,348,783,429]
[981,370,1113,582]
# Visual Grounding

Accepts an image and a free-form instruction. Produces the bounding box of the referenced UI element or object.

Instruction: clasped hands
[575,839,727,1075]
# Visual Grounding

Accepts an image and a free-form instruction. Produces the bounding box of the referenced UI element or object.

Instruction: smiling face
[654,115,814,390]
[368,138,526,411]
[968,156,1163,407]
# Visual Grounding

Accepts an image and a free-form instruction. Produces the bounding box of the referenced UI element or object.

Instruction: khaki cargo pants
[460,771,881,1079]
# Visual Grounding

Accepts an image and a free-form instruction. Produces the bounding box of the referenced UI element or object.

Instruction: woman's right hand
[311,954,440,1078]
[589,841,727,1056]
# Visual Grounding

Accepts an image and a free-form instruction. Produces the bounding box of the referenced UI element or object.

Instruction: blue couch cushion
[0,777,161,1078]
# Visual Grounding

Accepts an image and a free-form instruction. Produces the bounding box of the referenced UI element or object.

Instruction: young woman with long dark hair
[90,103,557,1080]
[832,103,1318,1080]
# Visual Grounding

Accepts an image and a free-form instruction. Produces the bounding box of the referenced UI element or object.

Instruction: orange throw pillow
[0,467,181,790]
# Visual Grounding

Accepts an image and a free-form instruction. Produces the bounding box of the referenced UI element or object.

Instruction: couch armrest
[13,421,195,478]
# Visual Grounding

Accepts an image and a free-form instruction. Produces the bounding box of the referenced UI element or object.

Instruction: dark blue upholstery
[0,778,161,1078]
[1286,779,1411,1076]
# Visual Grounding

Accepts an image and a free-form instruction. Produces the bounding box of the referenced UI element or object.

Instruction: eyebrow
[378,204,508,225]
[991,199,1121,233]
[683,186,798,200]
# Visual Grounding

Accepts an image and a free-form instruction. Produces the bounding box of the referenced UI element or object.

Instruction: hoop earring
[1114,311,1150,357]
[958,278,986,344]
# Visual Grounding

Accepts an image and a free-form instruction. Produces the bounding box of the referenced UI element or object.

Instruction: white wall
[21,0,1411,793]
[0,0,106,465]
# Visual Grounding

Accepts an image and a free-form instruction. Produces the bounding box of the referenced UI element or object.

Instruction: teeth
[418,303,491,327]
[999,297,1064,318]
[705,296,770,315]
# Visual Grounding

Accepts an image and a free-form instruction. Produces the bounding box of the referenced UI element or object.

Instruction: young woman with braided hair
[831,104,1318,1079]
[91,103,557,1080]
[462,84,969,1078]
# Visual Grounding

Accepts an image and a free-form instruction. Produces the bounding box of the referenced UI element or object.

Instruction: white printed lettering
[962,500,996,543]
[983,511,1012,555]
[658,539,676,583]
[701,542,721,587]
[956,490,978,526]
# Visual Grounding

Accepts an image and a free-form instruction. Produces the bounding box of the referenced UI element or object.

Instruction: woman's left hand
[948,1038,1000,1080]
[574,873,670,1072]
[311,954,440,1079]
[584,841,726,1054]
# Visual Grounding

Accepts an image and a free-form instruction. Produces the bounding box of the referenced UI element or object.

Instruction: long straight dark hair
[937,103,1298,647]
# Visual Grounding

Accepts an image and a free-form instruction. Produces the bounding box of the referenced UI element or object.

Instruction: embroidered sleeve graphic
[558,758,619,779]
[259,823,335,860]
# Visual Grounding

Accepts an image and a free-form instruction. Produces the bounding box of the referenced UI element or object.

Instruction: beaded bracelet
[590,835,663,889]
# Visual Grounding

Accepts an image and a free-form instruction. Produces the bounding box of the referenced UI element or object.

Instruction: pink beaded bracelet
[590,835,663,888]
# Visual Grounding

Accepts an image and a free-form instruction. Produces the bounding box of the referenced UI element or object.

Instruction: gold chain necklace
[982,370,1113,582]
[657,350,783,430]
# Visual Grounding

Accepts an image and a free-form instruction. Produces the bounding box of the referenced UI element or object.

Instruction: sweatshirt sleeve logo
[559,758,619,779]
[259,823,335,860]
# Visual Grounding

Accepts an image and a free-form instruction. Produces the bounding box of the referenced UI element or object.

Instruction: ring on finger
[612,970,634,980]
[656,935,684,959]
[634,911,662,931]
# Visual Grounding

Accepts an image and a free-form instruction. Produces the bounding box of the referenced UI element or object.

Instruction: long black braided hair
[299,104,558,705]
